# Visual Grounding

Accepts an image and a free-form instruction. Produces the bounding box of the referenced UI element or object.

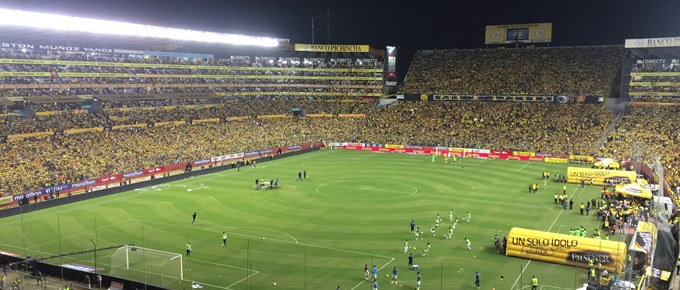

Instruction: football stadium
[0,2,679,290]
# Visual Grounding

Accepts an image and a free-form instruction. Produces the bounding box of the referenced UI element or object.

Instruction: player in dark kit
[192,212,197,224]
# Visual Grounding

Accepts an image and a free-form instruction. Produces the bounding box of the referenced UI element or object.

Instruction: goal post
[109,245,184,287]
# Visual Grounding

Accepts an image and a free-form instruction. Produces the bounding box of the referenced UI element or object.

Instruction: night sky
[1,0,679,79]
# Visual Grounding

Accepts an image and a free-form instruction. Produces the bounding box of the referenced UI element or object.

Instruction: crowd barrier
[0,142,323,211]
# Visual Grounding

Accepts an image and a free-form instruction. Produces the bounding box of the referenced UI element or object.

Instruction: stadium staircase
[593,107,625,154]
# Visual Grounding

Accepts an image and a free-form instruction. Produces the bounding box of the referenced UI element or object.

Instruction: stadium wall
[0,143,323,217]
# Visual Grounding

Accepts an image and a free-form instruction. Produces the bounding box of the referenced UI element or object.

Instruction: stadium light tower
[0,7,281,47]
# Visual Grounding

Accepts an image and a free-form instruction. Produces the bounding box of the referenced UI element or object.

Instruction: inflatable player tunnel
[505,227,627,273]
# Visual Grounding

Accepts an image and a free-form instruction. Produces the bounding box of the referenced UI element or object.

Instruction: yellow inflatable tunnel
[506,227,627,273]
[566,167,636,186]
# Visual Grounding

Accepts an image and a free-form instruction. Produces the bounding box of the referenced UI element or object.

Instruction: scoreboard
[485,23,552,44]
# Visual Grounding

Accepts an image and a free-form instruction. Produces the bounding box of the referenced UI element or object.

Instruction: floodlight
[0,8,280,47]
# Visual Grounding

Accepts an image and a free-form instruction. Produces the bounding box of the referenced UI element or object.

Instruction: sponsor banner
[544,157,568,163]
[97,174,122,184]
[122,170,145,179]
[328,142,343,147]
[0,196,13,204]
[513,151,536,157]
[146,166,164,175]
[211,152,245,162]
[67,179,97,190]
[431,94,555,102]
[287,145,302,151]
[485,23,552,44]
[244,151,260,157]
[528,156,545,162]
[625,37,680,48]
[566,167,637,186]
[193,159,212,166]
[61,264,96,273]
[615,183,652,199]
[506,227,626,273]
[491,150,512,155]
[13,189,43,201]
[631,222,657,256]
[469,148,491,154]
[259,149,274,155]
[645,268,672,281]
[345,143,365,147]
[1,42,115,53]
[294,44,370,53]
[569,155,594,163]
[385,144,404,149]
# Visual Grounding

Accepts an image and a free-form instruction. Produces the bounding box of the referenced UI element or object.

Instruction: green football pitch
[0,149,621,290]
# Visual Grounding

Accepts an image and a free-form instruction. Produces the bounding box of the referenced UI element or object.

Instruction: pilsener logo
[567,250,613,265]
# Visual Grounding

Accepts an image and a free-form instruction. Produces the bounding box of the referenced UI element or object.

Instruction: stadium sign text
[294,44,369,53]
[1,42,114,53]
[625,37,680,48]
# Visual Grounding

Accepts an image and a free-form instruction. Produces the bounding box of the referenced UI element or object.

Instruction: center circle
[315,179,417,200]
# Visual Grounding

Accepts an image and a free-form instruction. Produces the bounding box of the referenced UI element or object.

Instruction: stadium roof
[0,7,289,54]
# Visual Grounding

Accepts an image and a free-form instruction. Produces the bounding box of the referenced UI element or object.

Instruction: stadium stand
[0,40,383,195]
[357,101,611,155]
[401,46,624,96]
[0,117,359,195]
[600,105,680,196]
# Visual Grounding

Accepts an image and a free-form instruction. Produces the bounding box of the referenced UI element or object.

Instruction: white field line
[516,163,530,171]
[225,270,260,289]
[350,257,395,290]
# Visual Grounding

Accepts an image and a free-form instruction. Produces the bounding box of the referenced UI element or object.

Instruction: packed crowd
[0,50,383,69]
[358,101,610,155]
[0,99,373,135]
[0,50,384,99]
[600,105,680,196]
[401,46,624,96]
[0,116,359,195]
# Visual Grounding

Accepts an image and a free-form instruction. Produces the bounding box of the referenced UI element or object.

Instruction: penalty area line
[225,270,260,289]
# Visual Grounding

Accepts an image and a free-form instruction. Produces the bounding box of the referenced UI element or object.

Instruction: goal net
[109,245,184,288]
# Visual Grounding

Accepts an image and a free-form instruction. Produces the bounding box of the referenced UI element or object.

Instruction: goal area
[109,245,184,288]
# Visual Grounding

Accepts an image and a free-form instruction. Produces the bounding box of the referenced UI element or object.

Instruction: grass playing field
[0,149,622,290]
